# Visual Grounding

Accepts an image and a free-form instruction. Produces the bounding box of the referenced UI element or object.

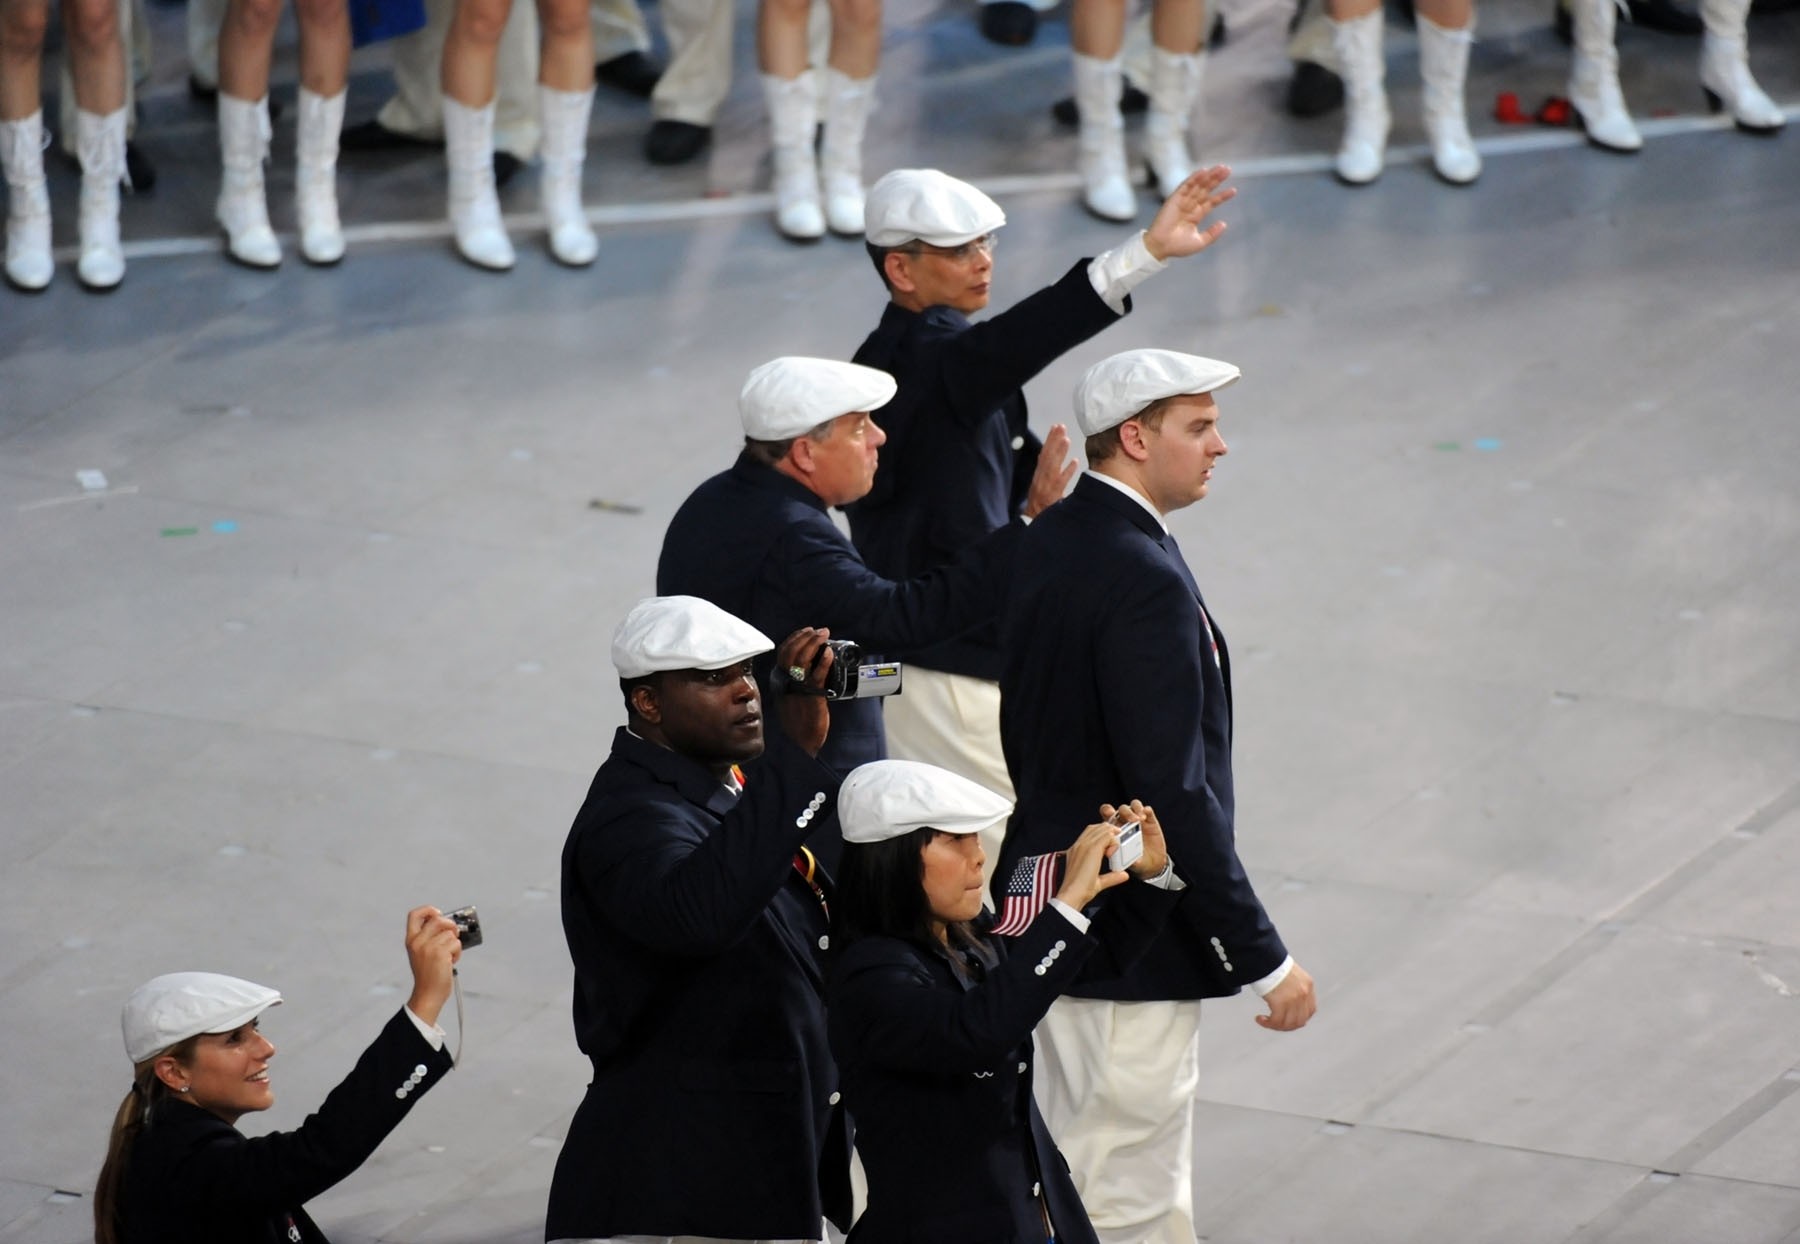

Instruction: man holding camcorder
[656,355,1031,869]
[546,595,851,1244]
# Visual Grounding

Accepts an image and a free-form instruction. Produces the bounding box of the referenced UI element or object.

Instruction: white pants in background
[1033,996,1203,1244]
[881,665,1013,896]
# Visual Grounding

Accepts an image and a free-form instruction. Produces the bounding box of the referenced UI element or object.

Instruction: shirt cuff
[1143,860,1186,891]
[1046,897,1092,934]
[404,1006,447,1051]
[1249,955,1295,998]
[1086,231,1168,314]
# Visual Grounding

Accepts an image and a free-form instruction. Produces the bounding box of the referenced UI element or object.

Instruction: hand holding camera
[404,905,466,1028]
[1054,821,1133,911]
[1098,800,1170,880]
[773,627,835,757]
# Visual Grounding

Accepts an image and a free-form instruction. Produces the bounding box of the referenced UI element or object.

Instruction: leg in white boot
[762,72,824,242]
[1072,52,1136,221]
[1567,0,1640,151]
[444,95,516,270]
[820,68,875,237]
[296,87,347,265]
[1698,0,1783,132]
[1329,8,1388,184]
[538,83,598,266]
[217,94,283,267]
[1143,47,1204,198]
[1,111,54,292]
[76,106,128,290]
[1416,14,1480,184]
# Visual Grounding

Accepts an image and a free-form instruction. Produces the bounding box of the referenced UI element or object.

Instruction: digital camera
[792,640,904,702]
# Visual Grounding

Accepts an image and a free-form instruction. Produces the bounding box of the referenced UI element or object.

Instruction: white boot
[1072,52,1136,221]
[1143,48,1204,197]
[217,95,282,267]
[1417,15,1480,184]
[538,84,598,266]
[820,68,875,237]
[1568,0,1641,151]
[1698,0,1784,133]
[1330,10,1389,184]
[1,111,54,292]
[762,73,824,242]
[76,107,128,290]
[296,87,346,265]
[444,96,515,271]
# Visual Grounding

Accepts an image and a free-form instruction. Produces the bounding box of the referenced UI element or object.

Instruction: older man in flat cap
[547,595,852,1244]
[996,349,1318,1244]
[844,167,1236,887]
[657,357,1028,869]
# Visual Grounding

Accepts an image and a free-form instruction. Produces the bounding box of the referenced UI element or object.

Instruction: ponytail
[95,1039,196,1244]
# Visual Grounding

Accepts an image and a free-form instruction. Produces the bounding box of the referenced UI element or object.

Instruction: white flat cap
[739,357,898,442]
[864,169,1006,249]
[838,759,1014,845]
[123,972,282,1064]
[1074,348,1242,437]
[611,595,773,679]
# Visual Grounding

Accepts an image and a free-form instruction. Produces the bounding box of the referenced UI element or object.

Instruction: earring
[176,1085,191,1093]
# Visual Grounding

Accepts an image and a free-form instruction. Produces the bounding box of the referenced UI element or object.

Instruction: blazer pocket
[679,1056,801,1095]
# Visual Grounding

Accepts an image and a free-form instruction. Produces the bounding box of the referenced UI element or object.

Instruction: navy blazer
[847,260,1127,682]
[546,727,851,1241]
[997,474,1288,1001]
[657,453,1021,847]
[120,1009,452,1244]
[828,885,1180,1244]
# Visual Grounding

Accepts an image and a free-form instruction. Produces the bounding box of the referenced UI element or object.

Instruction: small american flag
[990,851,1065,937]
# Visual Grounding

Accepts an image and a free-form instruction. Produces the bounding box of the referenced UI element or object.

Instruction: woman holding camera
[827,759,1184,1244]
[93,906,462,1244]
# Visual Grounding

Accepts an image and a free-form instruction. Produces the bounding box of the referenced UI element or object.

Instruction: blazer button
[1034,965,1047,976]
[395,1087,408,1100]
[1017,1061,1027,1073]
[795,815,809,828]
[828,1091,841,1105]
[1032,1181,1041,1197]
[818,934,830,950]
[1054,940,1066,951]
[810,794,826,809]
[414,1064,428,1076]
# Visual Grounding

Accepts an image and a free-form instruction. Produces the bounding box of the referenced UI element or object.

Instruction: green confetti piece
[160,526,199,537]
[1432,442,1461,452]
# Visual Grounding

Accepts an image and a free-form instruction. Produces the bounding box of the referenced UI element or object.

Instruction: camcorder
[447,905,484,949]
[789,639,903,702]
[1104,811,1143,873]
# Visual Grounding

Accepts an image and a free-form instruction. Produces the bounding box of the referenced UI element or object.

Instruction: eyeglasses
[895,235,997,263]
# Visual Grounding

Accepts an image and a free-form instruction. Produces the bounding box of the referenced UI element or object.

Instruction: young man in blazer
[996,349,1318,1244]
[546,596,852,1244]
[847,166,1236,889]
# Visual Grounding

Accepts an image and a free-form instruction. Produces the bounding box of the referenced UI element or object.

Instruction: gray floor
[4,0,1799,1238]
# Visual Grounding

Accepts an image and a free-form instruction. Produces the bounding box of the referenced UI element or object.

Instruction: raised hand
[1144,165,1236,262]
[1023,423,1080,519]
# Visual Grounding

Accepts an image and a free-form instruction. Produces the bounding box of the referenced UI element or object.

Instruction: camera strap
[791,846,829,922]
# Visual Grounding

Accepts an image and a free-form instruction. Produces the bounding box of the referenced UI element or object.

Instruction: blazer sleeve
[159,1009,451,1217]
[1094,572,1287,979]
[575,749,839,956]
[831,913,1095,1075]
[1068,880,1186,986]
[763,514,1022,655]
[923,261,1125,426]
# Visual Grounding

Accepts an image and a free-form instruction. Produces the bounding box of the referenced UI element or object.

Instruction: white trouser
[376,0,542,158]
[652,0,827,126]
[881,666,1013,897]
[1033,996,1203,1244]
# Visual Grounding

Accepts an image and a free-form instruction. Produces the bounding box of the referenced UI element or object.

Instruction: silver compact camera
[1105,814,1143,873]
[791,640,903,702]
